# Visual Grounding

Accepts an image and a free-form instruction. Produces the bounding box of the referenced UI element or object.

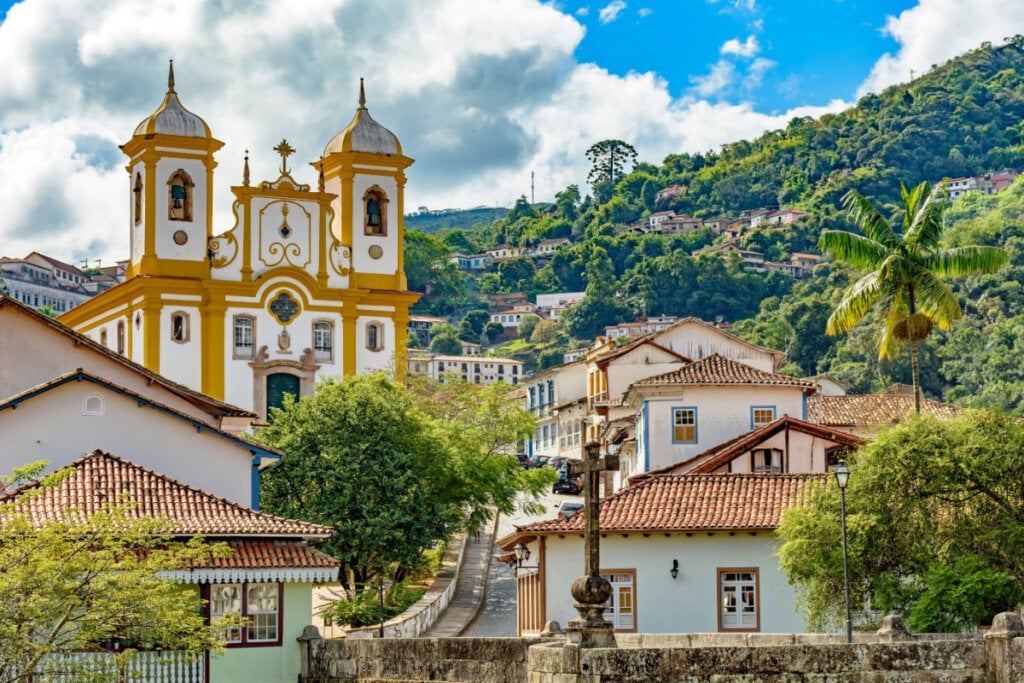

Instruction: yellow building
[61,64,419,421]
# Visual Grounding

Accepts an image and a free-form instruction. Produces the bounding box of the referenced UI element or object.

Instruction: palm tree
[819,181,1008,414]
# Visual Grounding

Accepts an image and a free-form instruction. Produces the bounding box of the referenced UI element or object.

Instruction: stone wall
[303,636,552,682]
[298,613,1024,683]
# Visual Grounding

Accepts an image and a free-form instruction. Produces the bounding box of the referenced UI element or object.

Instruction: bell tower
[320,79,414,292]
[120,61,224,279]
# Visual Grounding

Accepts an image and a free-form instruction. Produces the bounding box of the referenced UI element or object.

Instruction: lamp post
[379,576,385,639]
[834,460,852,644]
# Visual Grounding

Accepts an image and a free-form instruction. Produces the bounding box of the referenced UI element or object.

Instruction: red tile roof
[516,473,821,534]
[4,450,332,538]
[633,354,816,388]
[205,539,339,570]
[819,393,960,426]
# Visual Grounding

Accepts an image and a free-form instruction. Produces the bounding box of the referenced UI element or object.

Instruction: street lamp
[513,541,531,567]
[834,460,852,644]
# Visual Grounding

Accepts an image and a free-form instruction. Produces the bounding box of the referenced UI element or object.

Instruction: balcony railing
[12,650,205,682]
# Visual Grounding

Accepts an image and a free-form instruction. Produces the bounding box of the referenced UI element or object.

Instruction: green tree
[258,375,462,590]
[430,330,463,355]
[586,139,638,194]
[554,185,581,222]
[259,374,553,590]
[777,412,1024,632]
[818,181,1008,413]
[0,462,233,680]
[517,313,542,340]
[484,320,506,342]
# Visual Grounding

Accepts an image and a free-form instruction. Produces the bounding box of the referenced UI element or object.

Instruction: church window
[170,312,189,343]
[167,170,193,222]
[82,394,105,417]
[366,322,384,352]
[133,173,143,224]
[116,321,126,355]
[362,187,388,236]
[313,321,334,362]
[233,315,256,359]
[99,329,108,348]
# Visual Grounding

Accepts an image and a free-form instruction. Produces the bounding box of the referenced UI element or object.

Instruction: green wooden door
[266,373,300,419]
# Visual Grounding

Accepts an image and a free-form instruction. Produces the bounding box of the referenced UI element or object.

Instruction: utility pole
[530,171,535,205]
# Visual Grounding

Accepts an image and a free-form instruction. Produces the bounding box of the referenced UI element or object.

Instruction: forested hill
[403,38,1024,412]
[405,207,509,233]
[658,37,1024,216]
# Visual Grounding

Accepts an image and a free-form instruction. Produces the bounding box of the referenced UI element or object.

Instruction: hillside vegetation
[404,38,1024,412]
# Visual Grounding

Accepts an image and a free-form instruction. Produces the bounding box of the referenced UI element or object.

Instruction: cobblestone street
[462,489,578,637]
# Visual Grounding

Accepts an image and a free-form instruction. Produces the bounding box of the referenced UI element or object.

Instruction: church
[60,63,419,422]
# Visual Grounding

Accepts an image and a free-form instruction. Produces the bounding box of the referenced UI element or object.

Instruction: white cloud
[743,57,776,89]
[638,8,652,18]
[859,0,1024,96]
[690,60,736,97]
[598,1,626,24]
[576,6,590,16]
[720,35,759,58]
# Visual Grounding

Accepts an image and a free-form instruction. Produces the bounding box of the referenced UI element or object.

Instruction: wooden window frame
[750,406,776,430]
[717,567,760,632]
[672,406,698,444]
[204,582,284,648]
[366,321,385,352]
[312,320,334,362]
[116,320,126,355]
[233,315,256,360]
[600,568,637,633]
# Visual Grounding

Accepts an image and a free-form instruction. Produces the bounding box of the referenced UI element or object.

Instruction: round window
[173,230,189,245]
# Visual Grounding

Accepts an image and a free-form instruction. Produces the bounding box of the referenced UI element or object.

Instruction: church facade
[60,65,419,421]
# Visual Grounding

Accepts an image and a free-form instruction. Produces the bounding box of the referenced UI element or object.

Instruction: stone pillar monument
[564,441,618,648]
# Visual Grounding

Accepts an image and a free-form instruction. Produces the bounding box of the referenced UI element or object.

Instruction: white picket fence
[18,650,204,682]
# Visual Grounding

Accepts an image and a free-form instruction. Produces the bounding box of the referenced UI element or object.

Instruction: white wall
[154,156,209,262]
[653,323,777,372]
[0,382,255,505]
[160,305,202,389]
[640,386,807,472]
[539,533,807,634]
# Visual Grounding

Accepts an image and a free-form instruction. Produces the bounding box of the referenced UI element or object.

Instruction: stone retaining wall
[346,531,469,640]
[304,636,552,682]
[298,613,1024,683]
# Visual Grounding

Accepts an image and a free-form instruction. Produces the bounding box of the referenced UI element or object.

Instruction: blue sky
[0,0,1022,263]
[568,0,917,110]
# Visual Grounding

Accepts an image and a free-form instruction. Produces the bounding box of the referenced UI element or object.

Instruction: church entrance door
[266,373,300,419]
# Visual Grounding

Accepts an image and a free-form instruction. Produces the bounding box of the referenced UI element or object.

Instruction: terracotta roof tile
[4,450,332,537]
[205,539,339,569]
[634,354,816,388]
[819,393,960,426]
[517,473,820,534]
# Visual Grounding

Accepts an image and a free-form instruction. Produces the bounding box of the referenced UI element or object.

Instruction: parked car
[515,453,530,468]
[552,472,582,495]
[547,456,569,470]
[557,501,584,519]
[529,454,550,469]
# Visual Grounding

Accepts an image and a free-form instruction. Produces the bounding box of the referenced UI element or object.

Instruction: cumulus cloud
[576,6,590,17]
[690,60,736,97]
[638,8,652,18]
[859,0,1024,96]
[598,1,626,24]
[720,35,759,58]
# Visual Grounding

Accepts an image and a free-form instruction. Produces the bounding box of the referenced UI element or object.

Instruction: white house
[648,318,784,373]
[408,353,522,385]
[621,354,817,480]
[501,473,817,636]
[6,450,339,683]
[524,360,587,459]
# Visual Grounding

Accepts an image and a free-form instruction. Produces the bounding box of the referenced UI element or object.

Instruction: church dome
[133,62,212,139]
[323,80,401,156]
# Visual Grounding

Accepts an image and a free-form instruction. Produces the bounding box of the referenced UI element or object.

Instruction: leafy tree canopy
[777,411,1024,632]
[0,462,234,680]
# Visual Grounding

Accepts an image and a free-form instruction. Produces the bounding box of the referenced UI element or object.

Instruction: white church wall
[153,156,209,263]
[351,174,399,275]
[160,304,202,389]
